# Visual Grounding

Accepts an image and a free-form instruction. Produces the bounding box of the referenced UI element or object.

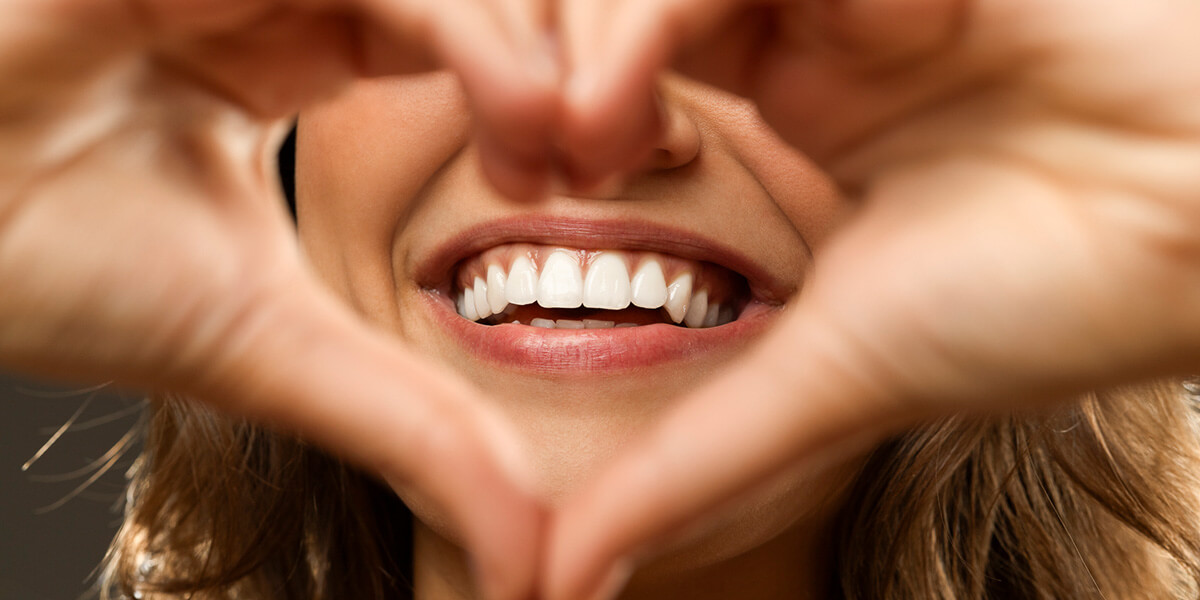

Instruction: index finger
[543,305,907,600]
[194,279,545,600]
[134,0,561,198]
[558,0,744,186]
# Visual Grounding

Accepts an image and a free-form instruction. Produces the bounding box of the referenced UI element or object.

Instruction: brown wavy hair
[100,380,1200,599]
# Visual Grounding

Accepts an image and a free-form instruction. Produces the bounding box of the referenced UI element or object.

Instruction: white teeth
[474,277,491,319]
[684,289,709,328]
[537,250,584,309]
[486,264,508,315]
[506,256,538,306]
[630,259,668,309]
[459,250,737,329]
[664,273,693,323]
[615,322,638,328]
[462,287,480,321]
[583,253,632,310]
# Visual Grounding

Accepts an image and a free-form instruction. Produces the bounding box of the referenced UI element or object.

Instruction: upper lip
[414,215,794,303]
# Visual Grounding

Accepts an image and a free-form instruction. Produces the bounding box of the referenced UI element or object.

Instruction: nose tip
[643,96,701,172]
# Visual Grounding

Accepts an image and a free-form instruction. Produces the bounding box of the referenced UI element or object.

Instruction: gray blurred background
[1,372,146,600]
[0,126,295,600]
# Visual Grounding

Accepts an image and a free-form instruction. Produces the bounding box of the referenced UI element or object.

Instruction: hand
[548,1,1200,598]
[0,1,556,597]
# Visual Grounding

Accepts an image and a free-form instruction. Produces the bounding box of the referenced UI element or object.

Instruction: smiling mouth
[453,243,749,330]
[417,217,786,372]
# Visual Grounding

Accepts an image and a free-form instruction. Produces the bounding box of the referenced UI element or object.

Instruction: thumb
[544,303,908,600]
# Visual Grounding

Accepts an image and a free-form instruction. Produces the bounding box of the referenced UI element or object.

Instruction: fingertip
[542,498,624,600]
[467,55,561,202]
[449,439,544,600]
[560,76,663,187]
[545,557,631,600]
[476,401,542,499]
[425,3,563,202]
[545,549,632,600]
[587,560,635,600]
[478,139,552,202]
[473,502,547,600]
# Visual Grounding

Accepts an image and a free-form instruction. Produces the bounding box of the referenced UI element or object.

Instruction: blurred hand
[549,1,1200,598]
[0,1,557,598]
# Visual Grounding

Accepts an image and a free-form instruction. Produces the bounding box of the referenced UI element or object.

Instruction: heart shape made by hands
[4,2,1200,600]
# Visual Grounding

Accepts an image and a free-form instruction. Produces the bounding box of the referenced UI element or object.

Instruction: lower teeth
[528,318,634,329]
[489,318,726,329]
[472,304,739,329]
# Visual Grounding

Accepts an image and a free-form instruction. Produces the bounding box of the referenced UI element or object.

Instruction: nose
[642,92,701,172]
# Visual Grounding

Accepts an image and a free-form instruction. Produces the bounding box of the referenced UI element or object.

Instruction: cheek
[295,72,471,313]
[752,148,846,253]
[685,84,847,252]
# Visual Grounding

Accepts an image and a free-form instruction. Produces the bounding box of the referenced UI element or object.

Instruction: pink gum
[453,243,744,303]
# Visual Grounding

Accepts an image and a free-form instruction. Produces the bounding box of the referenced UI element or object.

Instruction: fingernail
[587,560,634,600]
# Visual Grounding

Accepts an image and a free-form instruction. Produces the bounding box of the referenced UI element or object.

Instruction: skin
[298,71,854,599]
[0,2,553,598]
[546,2,1200,597]
[2,1,1200,599]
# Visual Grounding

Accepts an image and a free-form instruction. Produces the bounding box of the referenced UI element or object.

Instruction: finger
[140,0,562,197]
[559,0,738,184]
[558,0,970,183]
[150,11,383,118]
[545,148,1200,599]
[544,305,910,600]
[462,0,563,199]
[402,0,561,200]
[194,277,543,600]
[127,0,279,34]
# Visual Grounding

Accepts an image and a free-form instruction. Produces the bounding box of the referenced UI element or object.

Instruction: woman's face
[298,72,856,585]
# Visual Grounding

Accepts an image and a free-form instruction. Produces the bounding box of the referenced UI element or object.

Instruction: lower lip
[422,291,781,374]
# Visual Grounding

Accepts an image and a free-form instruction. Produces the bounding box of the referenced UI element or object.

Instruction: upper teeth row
[455,250,724,327]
